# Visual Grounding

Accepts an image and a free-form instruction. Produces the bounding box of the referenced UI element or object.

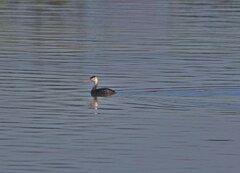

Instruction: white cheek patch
[90,77,98,84]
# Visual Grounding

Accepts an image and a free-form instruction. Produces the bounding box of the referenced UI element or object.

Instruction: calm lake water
[1,0,240,173]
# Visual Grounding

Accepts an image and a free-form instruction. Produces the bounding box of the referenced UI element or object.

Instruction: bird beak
[83,79,90,82]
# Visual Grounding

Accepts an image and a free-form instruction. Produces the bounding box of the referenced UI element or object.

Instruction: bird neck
[92,81,98,91]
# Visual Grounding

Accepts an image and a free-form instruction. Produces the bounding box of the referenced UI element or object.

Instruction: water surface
[1,0,240,173]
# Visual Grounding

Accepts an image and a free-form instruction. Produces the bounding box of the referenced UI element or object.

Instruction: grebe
[90,76,116,97]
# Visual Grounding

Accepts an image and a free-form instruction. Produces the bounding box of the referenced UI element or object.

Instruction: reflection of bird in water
[89,76,116,97]
[90,97,99,110]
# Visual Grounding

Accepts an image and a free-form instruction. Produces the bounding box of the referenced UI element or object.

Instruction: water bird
[89,76,116,97]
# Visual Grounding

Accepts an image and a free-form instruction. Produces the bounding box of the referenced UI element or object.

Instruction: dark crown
[90,76,96,80]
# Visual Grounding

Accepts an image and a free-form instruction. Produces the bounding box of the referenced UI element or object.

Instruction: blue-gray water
[1,1,240,173]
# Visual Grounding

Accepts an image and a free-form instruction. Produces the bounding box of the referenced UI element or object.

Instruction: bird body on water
[90,76,116,97]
